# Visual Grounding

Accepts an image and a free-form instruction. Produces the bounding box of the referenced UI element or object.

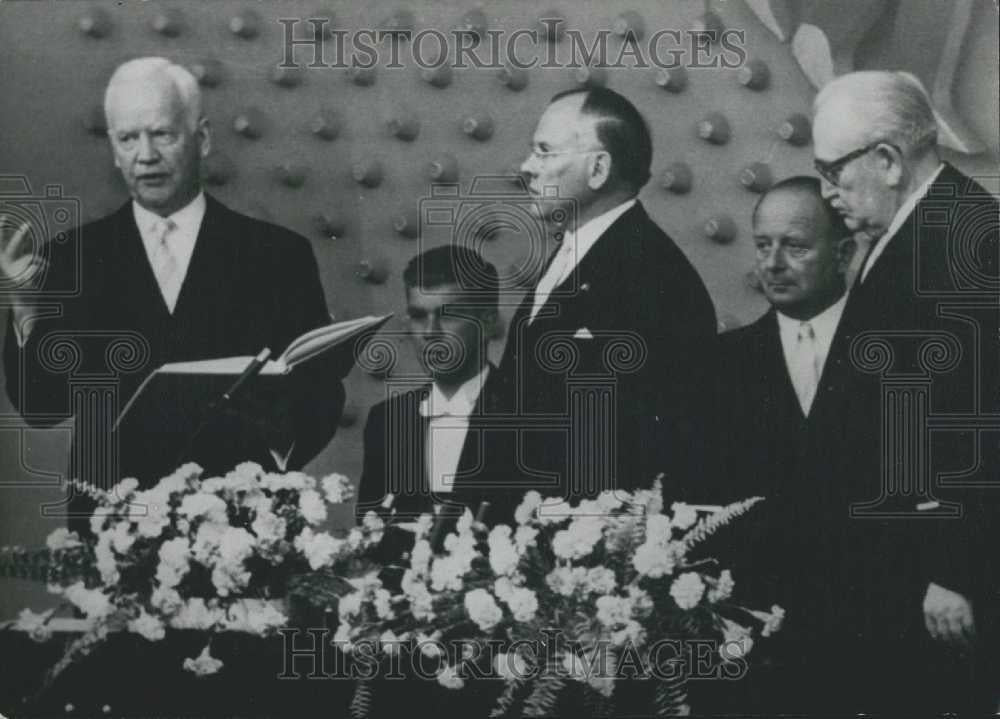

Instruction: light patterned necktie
[790,321,821,415]
[150,217,179,312]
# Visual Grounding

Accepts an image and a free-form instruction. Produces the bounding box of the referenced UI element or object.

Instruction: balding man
[1,58,345,532]
[812,71,999,711]
[713,177,855,711]
[500,87,716,502]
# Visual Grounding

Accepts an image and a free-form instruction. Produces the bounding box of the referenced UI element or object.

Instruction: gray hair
[104,57,202,132]
[814,71,938,156]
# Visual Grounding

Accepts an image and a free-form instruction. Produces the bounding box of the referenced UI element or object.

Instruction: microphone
[218,348,272,406]
[174,347,271,468]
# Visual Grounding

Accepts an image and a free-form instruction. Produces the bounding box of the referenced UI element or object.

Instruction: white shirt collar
[419,364,490,419]
[861,163,945,282]
[132,192,207,245]
[133,193,206,311]
[554,198,637,280]
[776,292,848,363]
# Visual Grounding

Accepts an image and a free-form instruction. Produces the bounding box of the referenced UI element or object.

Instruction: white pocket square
[573,327,594,339]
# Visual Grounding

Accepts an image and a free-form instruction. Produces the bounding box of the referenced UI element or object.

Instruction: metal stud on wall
[4,0,834,494]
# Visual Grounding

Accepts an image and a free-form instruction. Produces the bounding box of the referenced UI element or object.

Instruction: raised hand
[0,214,48,301]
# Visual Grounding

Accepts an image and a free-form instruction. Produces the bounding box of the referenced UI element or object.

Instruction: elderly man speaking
[1,57,345,533]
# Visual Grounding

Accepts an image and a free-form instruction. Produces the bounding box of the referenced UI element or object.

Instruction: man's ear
[196,116,212,159]
[587,151,612,191]
[876,142,903,188]
[836,234,858,273]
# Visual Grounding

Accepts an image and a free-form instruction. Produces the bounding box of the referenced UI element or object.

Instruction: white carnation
[670,572,706,610]
[338,592,363,620]
[127,609,166,642]
[221,599,288,635]
[464,588,503,632]
[707,569,735,603]
[183,644,223,676]
[63,582,113,619]
[645,514,673,544]
[169,598,222,630]
[488,526,520,576]
[436,664,464,690]
[321,473,355,504]
[373,588,395,620]
[94,534,120,585]
[505,587,538,622]
[108,521,137,555]
[513,525,538,551]
[156,537,191,589]
[583,567,617,595]
[632,541,674,578]
[595,595,632,628]
[178,493,228,523]
[294,527,343,570]
[298,489,328,525]
[514,491,543,525]
[150,585,184,615]
[670,503,698,531]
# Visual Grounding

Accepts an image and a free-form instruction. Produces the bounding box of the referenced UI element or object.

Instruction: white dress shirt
[133,193,206,312]
[529,198,637,322]
[777,293,847,415]
[419,365,490,493]
[860,163,944,283]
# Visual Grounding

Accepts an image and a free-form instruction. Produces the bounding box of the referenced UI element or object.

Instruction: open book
[114,314,391,429]
[155,314,392,376]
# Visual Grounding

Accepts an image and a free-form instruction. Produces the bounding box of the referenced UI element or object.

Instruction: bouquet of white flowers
[2,461,385,693]
[335,480,783,718]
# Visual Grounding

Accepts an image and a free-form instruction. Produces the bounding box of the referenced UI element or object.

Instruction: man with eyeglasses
[498,87,716,506]
[0,57,346,534]
[811,70,999,712]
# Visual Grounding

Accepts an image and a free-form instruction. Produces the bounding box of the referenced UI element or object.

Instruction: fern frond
[682,497,763,552]
[523,674,566,717]
[350,678,374,719]
[490,676,529,718]
[652,672,688,717]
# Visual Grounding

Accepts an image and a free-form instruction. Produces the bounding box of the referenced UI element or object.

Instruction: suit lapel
[112,202,175,325]
[758,310,809,422]
[545,202,645,315]
[171,196,237,324]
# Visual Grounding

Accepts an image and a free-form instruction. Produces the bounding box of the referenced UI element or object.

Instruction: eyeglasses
[527,146,604,162]
[813,141,899,187]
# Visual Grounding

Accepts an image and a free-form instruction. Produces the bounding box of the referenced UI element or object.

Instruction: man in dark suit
[500,87,717,503]
[0,57,344,531]
[713,177,855,711]
[357,245,525,529]
[810,70,999,711]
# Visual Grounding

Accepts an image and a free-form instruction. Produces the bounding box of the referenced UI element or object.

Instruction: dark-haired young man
[357,245,525,528]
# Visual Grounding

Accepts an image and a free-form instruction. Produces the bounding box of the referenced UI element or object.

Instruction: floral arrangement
[2,461,385,692]
[3,465,780,718]
[334,480,783,718]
